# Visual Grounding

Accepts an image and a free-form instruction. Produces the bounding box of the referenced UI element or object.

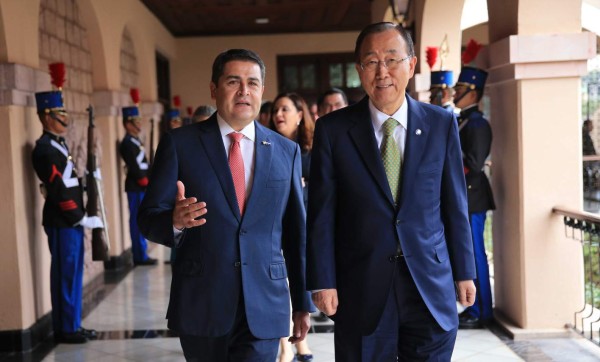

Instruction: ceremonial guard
[452,40,496,329]
[120,89,156,266]
[168,96,183,129]
[426,37,455,112]
[430,69,455,112]
[32,63,101,343]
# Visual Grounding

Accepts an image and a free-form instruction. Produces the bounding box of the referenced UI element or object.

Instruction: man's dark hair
[354,22,415,63]
[193,105,216,118]
[260,101,272,115]
[211,49,266,84]
[317,88,348,108]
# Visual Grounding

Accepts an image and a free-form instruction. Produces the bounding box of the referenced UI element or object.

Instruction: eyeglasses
[359,56,412,72]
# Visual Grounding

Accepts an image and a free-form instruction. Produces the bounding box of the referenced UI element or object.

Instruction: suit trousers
[463,212,493,320]
[45,226,84,334]
[334,257,457,361]
[179,295,279,362]
[127,191,150,263]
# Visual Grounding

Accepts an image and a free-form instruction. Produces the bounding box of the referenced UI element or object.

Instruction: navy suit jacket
[306,96,476,334]
[138,115,313,338]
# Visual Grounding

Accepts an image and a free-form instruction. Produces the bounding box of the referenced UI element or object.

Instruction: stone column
[488,32,596,333]
[0,62,51,342]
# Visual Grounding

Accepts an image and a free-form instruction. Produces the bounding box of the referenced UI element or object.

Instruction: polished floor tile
[13,245,593,361]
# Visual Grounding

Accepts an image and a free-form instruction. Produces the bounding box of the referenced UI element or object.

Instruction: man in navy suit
[307,22,476,361]
[138,49,313,361]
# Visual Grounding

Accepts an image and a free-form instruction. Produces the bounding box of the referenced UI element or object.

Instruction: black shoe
[296,354,313,362]
[134,258,158,266]
[78,327,98,340]
[458,312,482,329]
[57,331,88,344]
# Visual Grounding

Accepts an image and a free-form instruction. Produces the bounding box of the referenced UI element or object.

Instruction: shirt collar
[43,130,65,143]
[369,97,408,133]
[460,103,478,113]
[217,113,256,142]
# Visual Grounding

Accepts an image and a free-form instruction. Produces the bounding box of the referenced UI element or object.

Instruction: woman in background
[270,92,315,362]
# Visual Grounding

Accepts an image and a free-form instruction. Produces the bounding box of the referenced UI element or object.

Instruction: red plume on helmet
[173,96,181,108]
[426,47,438,70]
[461,39,483,66]
[187,106,193,116]
[130,88,140,106]
[48,63,66,90]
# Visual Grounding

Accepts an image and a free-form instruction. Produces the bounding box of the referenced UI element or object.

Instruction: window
[277,53,364,105]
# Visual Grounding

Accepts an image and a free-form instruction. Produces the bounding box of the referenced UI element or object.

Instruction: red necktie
[228,132,245,215]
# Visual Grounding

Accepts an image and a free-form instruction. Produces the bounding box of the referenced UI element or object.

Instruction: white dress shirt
[173,116,256,237]
[217,114,256,199]
[369,97,408,162]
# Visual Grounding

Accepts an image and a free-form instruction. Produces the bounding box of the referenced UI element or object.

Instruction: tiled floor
[6,246,600,361]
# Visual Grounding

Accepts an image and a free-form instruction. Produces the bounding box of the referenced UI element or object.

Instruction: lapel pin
[415,129,422,135]
[261,141,271,146]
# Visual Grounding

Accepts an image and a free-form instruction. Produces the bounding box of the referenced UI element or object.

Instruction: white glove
[79,215,104,229]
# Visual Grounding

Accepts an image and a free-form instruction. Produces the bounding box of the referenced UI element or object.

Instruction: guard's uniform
[455,67,496,323]
[119,112,151,264]
[32,127,85,336]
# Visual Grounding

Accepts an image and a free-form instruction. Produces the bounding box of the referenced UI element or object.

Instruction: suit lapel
[242,122,272,224]
[398,96,430,209]
[198,116,241,222]
[348,98,395,207]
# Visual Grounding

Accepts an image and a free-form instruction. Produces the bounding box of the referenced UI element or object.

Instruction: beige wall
[171,32,359,109]
[0,0,40,67]
[0,0,176,331]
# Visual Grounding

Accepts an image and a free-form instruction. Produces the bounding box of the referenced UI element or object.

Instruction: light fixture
[255,17,269,24]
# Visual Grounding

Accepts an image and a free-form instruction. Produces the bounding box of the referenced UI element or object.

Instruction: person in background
[452,65,496,329]
[317,87,348,117]
[583,119,596,156]
[32,89,102,344]
[192,105,216,123]
[259,100,272,127]
[270,92,316,362]
[120,105,157,266]
[429,70,455,112]
[137,48,313,361]
[307,22,476,360]
[168,109,182,129]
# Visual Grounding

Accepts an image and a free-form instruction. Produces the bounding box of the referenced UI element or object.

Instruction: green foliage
[582,236,600,306]
[582,69,600,120]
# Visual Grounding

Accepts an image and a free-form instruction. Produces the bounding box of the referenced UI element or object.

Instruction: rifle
[86,105,110,261]
[149,118,155,166]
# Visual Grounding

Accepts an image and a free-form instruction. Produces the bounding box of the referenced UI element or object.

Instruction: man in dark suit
[453,66,496,329]
[306,22,476,360]
[138,49,313,361]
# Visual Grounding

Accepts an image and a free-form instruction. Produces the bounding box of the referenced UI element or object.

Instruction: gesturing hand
[172,180,207,230]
